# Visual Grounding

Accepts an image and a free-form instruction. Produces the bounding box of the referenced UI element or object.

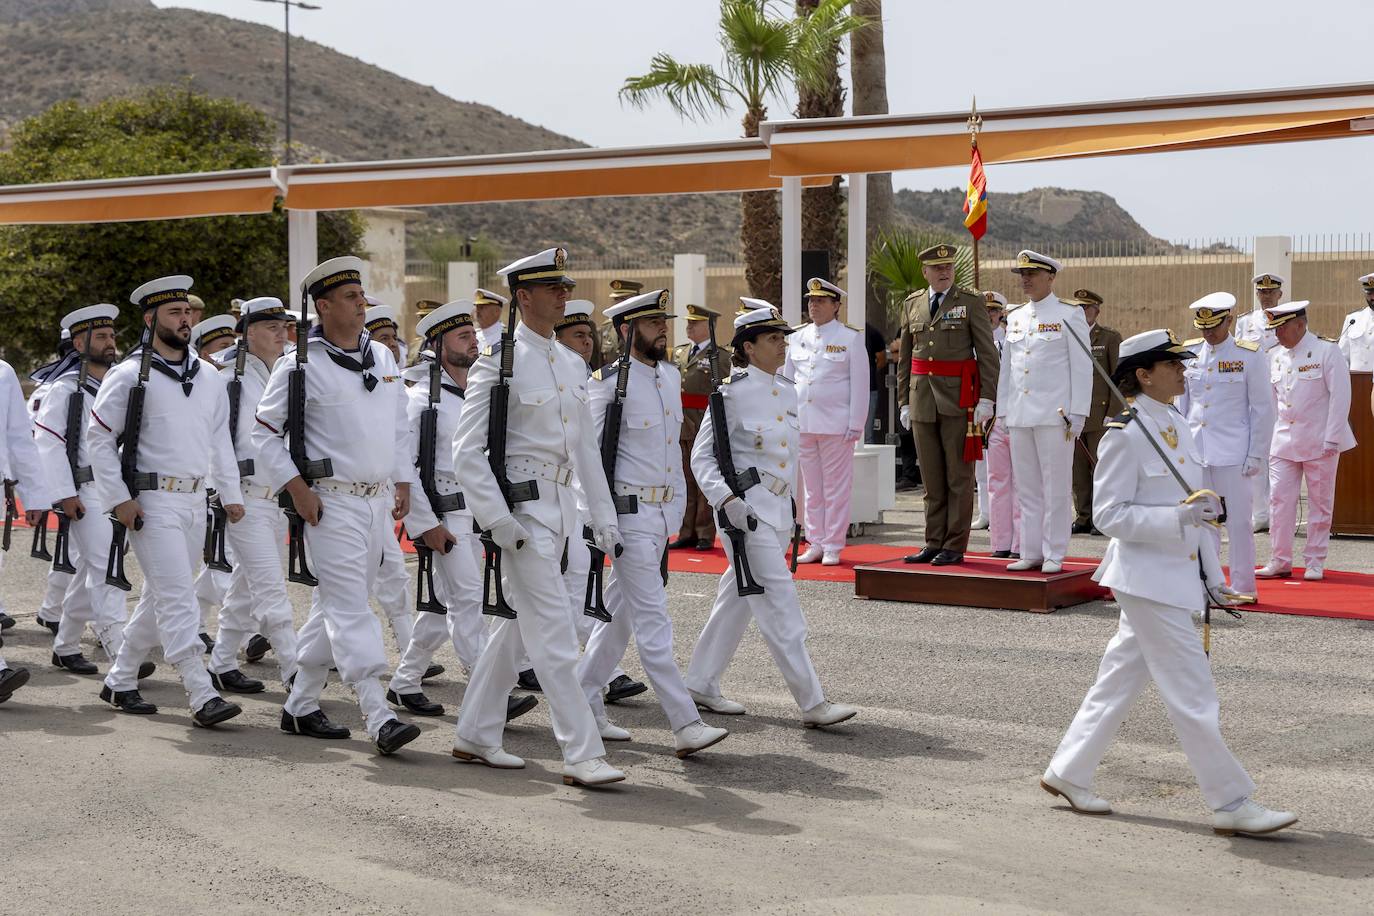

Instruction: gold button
[1201,421,1207,427]
[1189,553,1197,560]
[772,390,779,397]
[780,440,787,446]
[558,385,565,392]
[562,416,568,424]
[777,415,783,421]
[779,461,787,468]
[1178,457,1185,464]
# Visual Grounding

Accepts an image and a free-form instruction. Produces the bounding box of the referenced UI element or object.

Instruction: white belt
[757,470,791,498]
[432,470,462,495]
[315,478,384,498]
[507,457,574,487]
[240,482,275,501]
[615,482,675,504]
[152,475,202,494]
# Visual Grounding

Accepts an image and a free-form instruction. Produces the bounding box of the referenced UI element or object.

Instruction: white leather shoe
[1252,517,1269,533]
[673,720,729,758]
[1040,770,1112,814]
[562,757,626,787]
[970,515,990,530]
[1255,562,1292,579]
[802,700,858,728]
[796,544,824,564]
[1007,558,1043,572]
[597,718,632,741]
[1303,564,1324,581]
[452,737,525,769]
[1040,560,1064,575]
[1213,799,1298,837]
[821,550,841,566]
[690,688,746,715]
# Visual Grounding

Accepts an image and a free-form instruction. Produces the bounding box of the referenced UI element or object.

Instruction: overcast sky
[154,0,1374,241]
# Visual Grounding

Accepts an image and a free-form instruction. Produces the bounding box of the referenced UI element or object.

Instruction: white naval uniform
[33,369,129,661]
[1179,336,1273,594]
[391,376,488,695]
[3,361,54,596]
[252,335,415,738]
[576,357,696,730]
[784,319,867,553]
[995,295,1092,565]
[684,365,825,712]
[1337,306,1374,371]
[475,322,502,353]
[371,484,414,651]
[207,349,298,687]
[89,352,243,710]
[1049,394,1255,810]
[1232,309,1279,527]
[25,379,70,628]
[452,324,615,765]
[1266,332,1357,569]
[986,324,1020,553]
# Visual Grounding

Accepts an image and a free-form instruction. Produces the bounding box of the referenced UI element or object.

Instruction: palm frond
[619,53,730,121]
[719,0,797,108]
[868,228,978,319]
[791,0,869,94]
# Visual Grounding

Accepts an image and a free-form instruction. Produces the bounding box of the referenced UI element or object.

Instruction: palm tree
[850,0,896,326]
[796,0,847,282]
[868,229,976,323]
[621,0,867,305]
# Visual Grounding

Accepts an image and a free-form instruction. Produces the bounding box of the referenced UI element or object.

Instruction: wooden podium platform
[853,555,1110,613]
[1333,371,1373,536]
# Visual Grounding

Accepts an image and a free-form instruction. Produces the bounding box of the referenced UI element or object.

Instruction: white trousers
[373,513,414,651]
[1201,465,1256,595]
[455,519,605,765]
[208,498,297,686]
[282,491,396,738]
[1269,452,1340,568]
[195,562,230,617]
[390,528,488,695]
[103,491,219,710]
[987,423,1020,554]
[54,499,129,660]
[577,529,697,731]
[974,458,989,520]
[1251,444,1271,526]
[37,565,72,625]
[1010,424,1073,564]
[684,520,824,712]
[799,433,853,552]
[1049,592,1255,810]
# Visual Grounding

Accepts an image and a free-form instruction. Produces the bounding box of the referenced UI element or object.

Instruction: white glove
[1069,413,1086,438]
[1323,441,1339,456]
[721,496,756,530]
[1177,493,1222,529]
[1241,455,1264,478]
[592,523,622,558]
[487,515,529,551]
[972,398,994,426]
[899,404,911,431]
[1208,583,1246,607]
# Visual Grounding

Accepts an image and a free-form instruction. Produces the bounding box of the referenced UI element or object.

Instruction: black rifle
[226,343,255,478]
[705,315,763,597]
[202,491,232,573]
[278,302,333,586]
[583,317,639,623]
[789,498,803,574]
[414,354,464,615]
[106,327,158,591]
[51,336,96,575]
[2,479,15,552]
[480,297,537,619]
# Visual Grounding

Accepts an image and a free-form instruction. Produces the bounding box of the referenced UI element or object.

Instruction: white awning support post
[781,176,802,325]
[287,208,318,314]
[673,253,707,347]
[1252,236,1293,307]
[847,173,868,329]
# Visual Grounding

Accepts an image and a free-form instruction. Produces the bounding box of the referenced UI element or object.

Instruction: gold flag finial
[967,95,982,146]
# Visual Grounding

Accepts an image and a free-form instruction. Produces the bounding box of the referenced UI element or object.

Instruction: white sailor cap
[130,275,194,310]
[731,302,795,347]
[60,328,72,342]
[238,296,290,327]
[1012,250,1062,274]
[1252,272,1285,290]
[302,256,365,297]
[61,303,119,336]
[1264,299,1309,329]
[981,291,1008,308]
[1113,329,1196,385]
[605,289,673,324]
[805,278,844,299]
[191,314,237,349]
[497,247,575,288]
[364,304,399,333]
[473,288,509,307]
[417,299,475,341]
[1359,272,1374,291]
[1188,292,1237,329]
[555,299,596,332]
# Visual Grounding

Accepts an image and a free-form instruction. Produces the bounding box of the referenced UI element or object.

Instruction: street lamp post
[251,0,321,164]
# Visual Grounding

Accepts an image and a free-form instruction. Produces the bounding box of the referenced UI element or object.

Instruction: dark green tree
[0,86,364,368]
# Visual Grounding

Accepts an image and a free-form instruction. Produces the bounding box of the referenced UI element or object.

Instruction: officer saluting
[1337,272,1374,371]
[669,304,725,551]
[252,257,423,755]
[1065,289,1121,535]
[1233,272,1284,532]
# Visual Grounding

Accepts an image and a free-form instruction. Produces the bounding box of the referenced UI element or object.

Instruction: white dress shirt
[1,360,52,508]
[995,293,1093,426]
[1268,330,1357,462]
[783,319,868,436]
[1179,336,1273,467]
[1232,308,1278,353]
[216,349,275,492]
[1337,306,1374,371]
[404,370,472,536]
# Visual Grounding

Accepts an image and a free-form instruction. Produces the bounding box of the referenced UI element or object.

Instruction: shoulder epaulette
[1235,338,1259,351]
[775,373,796,386]
[1319,335,1338,343]
[844,323,861,333]
[902,288,926,303]
[723,371,746,385]
[1183,337,1204,347]
[480,344,495,358]
[1105,408,1135,430]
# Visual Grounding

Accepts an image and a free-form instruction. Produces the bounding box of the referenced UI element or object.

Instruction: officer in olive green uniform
[896,244,1000,565]
[1065,289,1122,534]
[670,304,727,550]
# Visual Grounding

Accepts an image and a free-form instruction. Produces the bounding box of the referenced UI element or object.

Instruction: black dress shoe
[375,719,421,755]
[667,536,695,550]
[1010,552,1021,559]
[0,667,30,702]
[516,668,542,692]
[37,618,59,635]
[506,694,538,721]
[930,550,964,566]
[604,674,648,704]
[421,664,445,681]
[895,477,920,492]
[244,634,272,663]
[52,652,99,675]
[138,662,157,680]
[1070,521,1093,535]
[903,546,942,564]
[0,612,14,631]
[193,697,243,727]
[210,668,266,694]
[199,633,215,654]
[280,708,350,739]
[694,538,714,551]
[387,689,444,716]
[99,685,157,714]
[990,550,1013,559]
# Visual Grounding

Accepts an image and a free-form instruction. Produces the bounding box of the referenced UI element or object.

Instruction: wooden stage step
[852,555,1110,613]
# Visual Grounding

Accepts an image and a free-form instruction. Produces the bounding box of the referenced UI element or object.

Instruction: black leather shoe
[375,719,421,755]
[199,633,215,654]
[694,538,714,551]
[990,550,1013,559]
[210,669,266,694]
[1070,521,1093,535]
[1010,552,1021,559]
[0,667,30,702]
[667,536,696,550]
[0,612,14,631]
[605,674,648,704]
[244,634,272,663]
[422,664,445,681]
[895,477,920,492]
[52,652,99,675]
[387,688,444,716]
[99,685,157,714]
[516,668,542,692]
[903,546,942,564]
[506,694,537,721]
[137,662,157,680]
[37,618,59,635]
[280,708,350,739]
[930,550,964,567]
[193,697,243,727]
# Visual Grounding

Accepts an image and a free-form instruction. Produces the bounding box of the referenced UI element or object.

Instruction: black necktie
[929,292,942,319]
[325,347,378,390]
[148,354,200,397]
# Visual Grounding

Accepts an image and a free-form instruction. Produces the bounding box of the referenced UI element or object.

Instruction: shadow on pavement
[559,780,803,837]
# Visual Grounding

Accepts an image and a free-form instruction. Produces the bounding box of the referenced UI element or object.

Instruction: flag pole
[967,98,983,289]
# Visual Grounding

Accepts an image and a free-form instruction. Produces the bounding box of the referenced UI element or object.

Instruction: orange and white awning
[0,168,279,225]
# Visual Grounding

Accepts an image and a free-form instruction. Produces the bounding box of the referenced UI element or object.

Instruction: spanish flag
[962,141,988,240]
